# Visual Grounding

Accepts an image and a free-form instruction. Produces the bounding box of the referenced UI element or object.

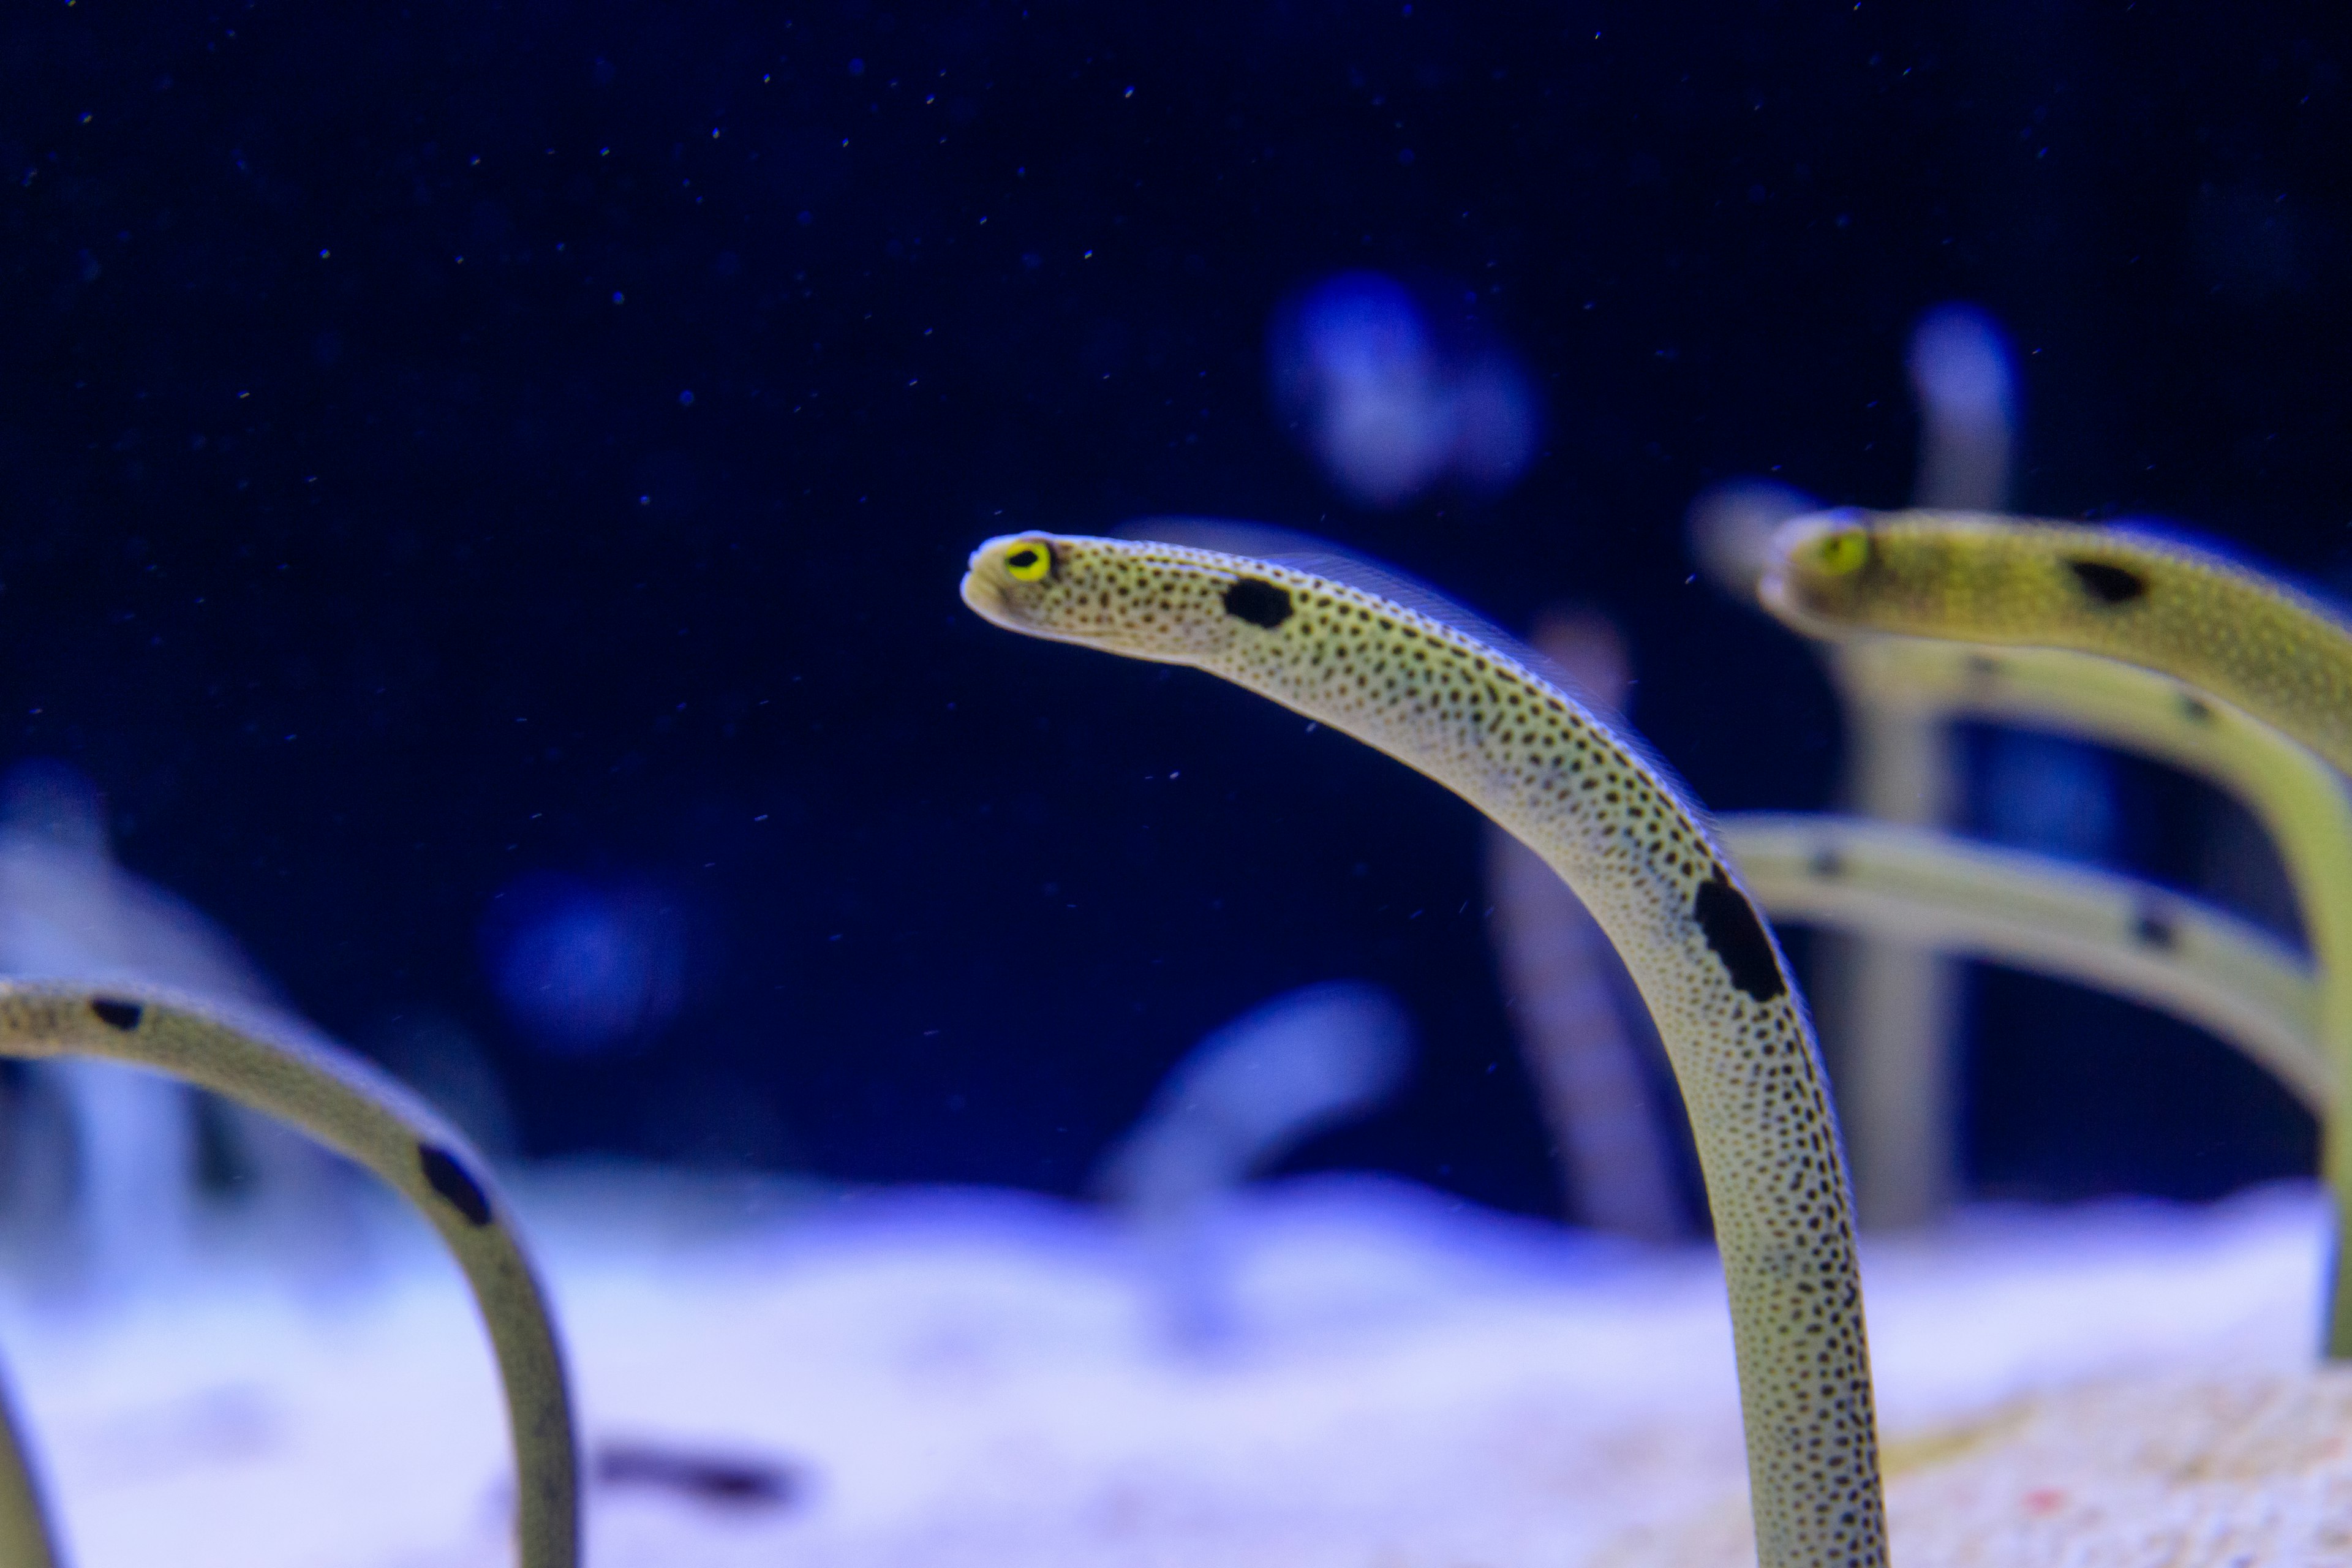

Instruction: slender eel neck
[963,532,1887,1568]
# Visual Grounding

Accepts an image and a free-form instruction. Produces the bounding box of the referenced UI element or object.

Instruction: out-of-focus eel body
[1764,510,2352,775]
[963,530,1885,1568]
[0,1370,55,1568]
[1722,813,2325,1112]
[1764,508,2352,1354]
[1825,639,2352,1110]
[0,982,578,1568]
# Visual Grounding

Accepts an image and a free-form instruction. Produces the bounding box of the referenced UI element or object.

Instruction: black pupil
[1009,548,1040,573]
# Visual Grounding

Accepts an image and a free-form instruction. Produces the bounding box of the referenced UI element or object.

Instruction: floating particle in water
[481,873,687,1055]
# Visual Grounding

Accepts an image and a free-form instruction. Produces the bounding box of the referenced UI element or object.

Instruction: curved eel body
[0,982,578,1568]
[1723,813,2324,1113]
[963,531,1885,1568]
[1763,508,2352,777]
[1830,636,2352,1107]
[1764,510,2352,1354]
[0,1366,56,1568]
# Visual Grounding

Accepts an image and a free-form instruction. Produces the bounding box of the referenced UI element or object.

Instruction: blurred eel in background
[1834,305,2018,1229]
[0,760,334,1292]
[1094,980,1413,1343]
[1483,611,1688,1241]
[1690,305,2141,1232]
[1762,505,2352,1357]
[0,757,582,1568]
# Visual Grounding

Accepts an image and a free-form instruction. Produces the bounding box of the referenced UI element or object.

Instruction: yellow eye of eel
[1004,541,1052,581]
[1815,527,1871,576]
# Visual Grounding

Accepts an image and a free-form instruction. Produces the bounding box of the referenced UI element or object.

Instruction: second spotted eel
[1763,508,2352,1354]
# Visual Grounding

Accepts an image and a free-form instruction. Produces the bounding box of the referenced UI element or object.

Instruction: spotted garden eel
[1762,509,2352,1354]
[1763,510,2352,775]
[963,531,1886,1568]
[1721,813,2326,1113]
[0,1363,55,1568]
[1828,637,2352,1139]
[1799,636,2352,1315]
[0,981,578,1568]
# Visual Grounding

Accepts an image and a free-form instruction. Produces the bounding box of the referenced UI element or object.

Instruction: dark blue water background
[2,4,2343,1213]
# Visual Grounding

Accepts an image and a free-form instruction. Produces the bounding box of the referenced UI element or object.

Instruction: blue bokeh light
[1270,272,1538,507]
[481,873,687,1057]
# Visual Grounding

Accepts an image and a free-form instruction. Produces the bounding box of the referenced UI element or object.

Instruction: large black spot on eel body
[91,997,144,1031]
[1693,869,1788,1001]
[419,1143,493,1226]
[1223,576,1294,628]
[2065,559,2149,606]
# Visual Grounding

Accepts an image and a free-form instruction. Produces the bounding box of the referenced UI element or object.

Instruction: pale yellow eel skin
[0,1366,55,1568]
[0,981,578,1568]
[1763,510,2352,1354]
[1722,813,2325,1114]
[1763,509,2352,775]
[1829,637,2352,1145]
[963,532,1887,1568]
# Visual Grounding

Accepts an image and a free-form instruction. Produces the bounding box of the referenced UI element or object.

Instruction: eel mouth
[1755,513,1855,636]
[958,562,1010,624]
[958,544,1030,632]
[1753,563,1804,622]
[1755,567,1847,639]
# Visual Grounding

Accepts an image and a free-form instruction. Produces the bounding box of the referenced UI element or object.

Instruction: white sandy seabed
[0,1168,2335,1568]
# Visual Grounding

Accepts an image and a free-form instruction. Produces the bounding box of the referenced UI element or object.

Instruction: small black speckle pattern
[1783,511,2352,785]
[90,998,144,1031]
[963,532,1887,1568]
[419,1142,494,1226]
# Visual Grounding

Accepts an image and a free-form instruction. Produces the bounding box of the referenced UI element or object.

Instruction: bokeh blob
[481,874,687,1057]
[1905,302,2019,511]
[1270,272,1538,507]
